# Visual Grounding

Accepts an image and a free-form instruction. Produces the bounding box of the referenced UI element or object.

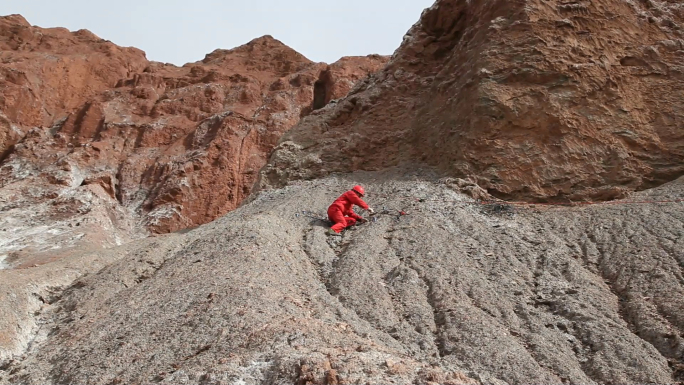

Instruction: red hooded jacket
[329,190,369,219]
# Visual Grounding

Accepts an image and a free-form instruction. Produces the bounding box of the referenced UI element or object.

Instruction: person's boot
[326,229,342,236]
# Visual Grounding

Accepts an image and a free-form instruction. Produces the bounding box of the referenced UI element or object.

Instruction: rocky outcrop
[0,14,148,151]
[0,14,388,265]
[259,0,684,202]
[306,56,386,115]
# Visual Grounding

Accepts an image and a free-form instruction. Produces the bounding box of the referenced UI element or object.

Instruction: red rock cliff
[259,0,684,202]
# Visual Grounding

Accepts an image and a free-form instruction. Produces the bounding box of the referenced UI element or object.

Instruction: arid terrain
[1,0,684,384]
[2,171,683,384]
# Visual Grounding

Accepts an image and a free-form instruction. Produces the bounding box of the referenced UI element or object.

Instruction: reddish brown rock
[259,0,684,202]
[0,15,388,240]
[307,55,387,115]
[0,14,148,151]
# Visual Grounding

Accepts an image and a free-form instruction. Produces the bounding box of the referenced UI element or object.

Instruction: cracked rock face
[2,171,683,384]
[259,0,684,202]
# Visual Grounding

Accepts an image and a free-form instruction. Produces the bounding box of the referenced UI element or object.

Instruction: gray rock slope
[2,170,683,384]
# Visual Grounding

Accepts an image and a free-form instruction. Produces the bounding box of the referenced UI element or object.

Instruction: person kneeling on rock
[326,185,374,236]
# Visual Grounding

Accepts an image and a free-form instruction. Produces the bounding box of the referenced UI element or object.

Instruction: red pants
[328,206,357,233]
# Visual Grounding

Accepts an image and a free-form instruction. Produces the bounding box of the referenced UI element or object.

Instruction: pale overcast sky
[2,0,435,65]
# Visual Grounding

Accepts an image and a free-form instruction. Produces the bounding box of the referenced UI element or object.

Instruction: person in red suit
[326,185,374,236]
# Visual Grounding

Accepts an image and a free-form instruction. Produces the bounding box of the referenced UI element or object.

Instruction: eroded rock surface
[0,15,387,268]
[0,14,148,153]
[259,0,684,202]
[2,171,683,384]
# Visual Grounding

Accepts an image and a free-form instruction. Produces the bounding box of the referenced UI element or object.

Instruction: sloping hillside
[2,171,682,384]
